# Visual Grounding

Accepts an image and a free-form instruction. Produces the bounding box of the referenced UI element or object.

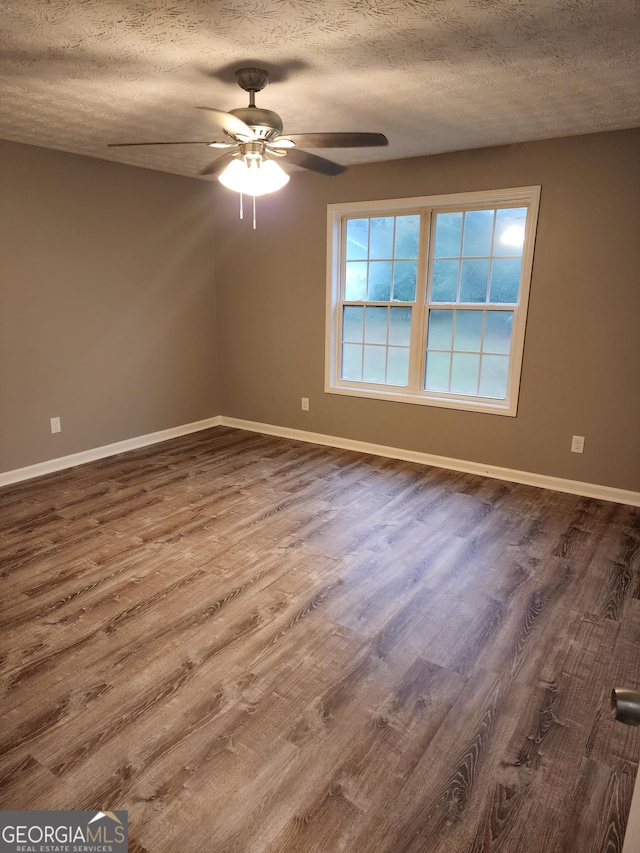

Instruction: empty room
[1,1,639,851]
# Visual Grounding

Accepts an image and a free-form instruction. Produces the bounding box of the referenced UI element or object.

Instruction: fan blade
[108,141,217,147]
[269,138,295,149]
[196,107,256,140]
[285,148,345,176]
[281,132,388,149]
[200,152,236,177]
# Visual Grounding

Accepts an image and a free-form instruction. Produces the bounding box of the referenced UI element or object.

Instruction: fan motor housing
[230,107,283,140]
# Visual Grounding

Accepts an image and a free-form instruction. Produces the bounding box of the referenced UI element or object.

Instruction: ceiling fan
[108,68,388,200]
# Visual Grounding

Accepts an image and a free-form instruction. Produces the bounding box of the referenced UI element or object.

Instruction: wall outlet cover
[571,435,585,453]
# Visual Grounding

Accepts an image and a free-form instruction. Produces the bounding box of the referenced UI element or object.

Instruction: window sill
[325,382,517,416]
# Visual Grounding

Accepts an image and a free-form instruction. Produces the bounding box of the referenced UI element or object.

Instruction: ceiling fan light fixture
[218,157,290,196]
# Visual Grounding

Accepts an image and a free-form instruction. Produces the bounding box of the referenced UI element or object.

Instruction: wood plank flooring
[1,426,639,852]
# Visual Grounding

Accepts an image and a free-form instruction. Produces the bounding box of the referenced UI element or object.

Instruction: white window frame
[325,186,541,416]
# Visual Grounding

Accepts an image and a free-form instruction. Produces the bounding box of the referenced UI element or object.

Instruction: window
[326,186,540,416]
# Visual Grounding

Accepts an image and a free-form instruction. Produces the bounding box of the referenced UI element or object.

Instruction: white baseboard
[2,414,638,507]
[220,416,640,508]
[0,416,222,487]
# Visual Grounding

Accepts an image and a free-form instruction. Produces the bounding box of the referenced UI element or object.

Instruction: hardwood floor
[1,426,639,852]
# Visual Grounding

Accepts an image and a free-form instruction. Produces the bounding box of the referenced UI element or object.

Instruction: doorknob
[612,687,640,726]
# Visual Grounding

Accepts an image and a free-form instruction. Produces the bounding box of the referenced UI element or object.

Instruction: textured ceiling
[1,0,638,181]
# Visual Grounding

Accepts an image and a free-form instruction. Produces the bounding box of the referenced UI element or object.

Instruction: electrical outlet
[50,416,61,434]
[301,397,309,411]
[571,435,585,453]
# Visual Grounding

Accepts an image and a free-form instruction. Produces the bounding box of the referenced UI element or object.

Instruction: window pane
[450,353,480,395]
[387,347,410,386]
[394,215,420,258]
[425,351,451,392]
[434,212,463,257]
[393,261,417,301]
[369,261,392,301]
[494,208,527,256]
[364,306,388,344]
[388,307,412,346]
[490,258,521,303]
[342,306,364,343]
[432,259,459,302]
[484,311,513,354]
[460,259,489,302]
[363,345,386,383]
[454,310,483,352]
[345,262,367,300]
[342,343,362,380]
[333,189,538,411]
[479,354,509,398]
[462,209,494,257]
[370,217,394,259]
[346,219,369,260]
[427,309,453,350]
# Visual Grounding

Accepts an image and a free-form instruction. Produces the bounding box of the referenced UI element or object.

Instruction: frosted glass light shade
[219,158,290,196]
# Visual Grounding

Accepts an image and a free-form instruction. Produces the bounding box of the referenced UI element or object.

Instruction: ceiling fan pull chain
[253,195,257,230]
[239,192,244,220]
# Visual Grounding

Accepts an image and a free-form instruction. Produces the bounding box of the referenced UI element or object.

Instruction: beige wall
[0,140,219,472]
[2,131,638,492]
[213,129,640,492]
